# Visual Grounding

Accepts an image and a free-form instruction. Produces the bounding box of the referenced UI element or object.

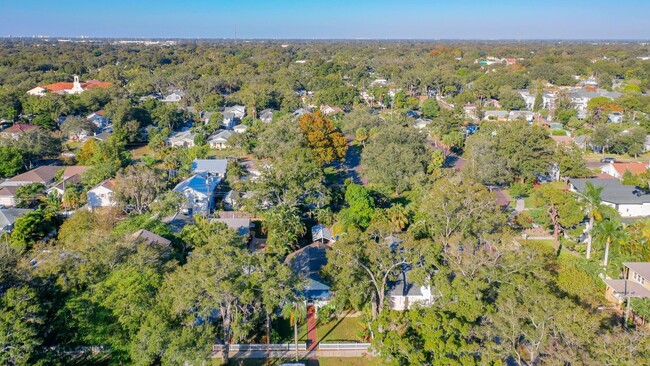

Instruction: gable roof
[611,162,649,176]
[62,166,90,180]
[173,173,219,196]
[91,178,115,192]
[212,217,251,237]
[285,243,331,299]
[3,166,62,185]
[0,208,32,230]
[570,178,650,205]
[625,262,650,280]
[132,229,171,246]
[2,124,40,134]
[389,269,425,297]
[208,129,233,142]
[191,159,227,176]
[0,186,19,197]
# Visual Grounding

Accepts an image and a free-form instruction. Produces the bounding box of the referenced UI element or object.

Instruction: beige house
[604,262,650,303]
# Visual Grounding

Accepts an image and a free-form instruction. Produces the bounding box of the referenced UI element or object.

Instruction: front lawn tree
[114,164,165,214]
[533,185,584,253]
[298,112,348,165]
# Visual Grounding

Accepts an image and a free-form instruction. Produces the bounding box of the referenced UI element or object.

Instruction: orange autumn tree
[298,111,348,165]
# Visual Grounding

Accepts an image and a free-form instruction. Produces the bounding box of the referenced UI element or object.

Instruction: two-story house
[604,262,650,303]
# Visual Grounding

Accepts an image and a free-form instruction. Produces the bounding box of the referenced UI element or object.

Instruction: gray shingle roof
[570,178,650,205]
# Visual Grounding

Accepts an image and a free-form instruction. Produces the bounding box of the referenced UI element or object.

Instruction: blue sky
[1,0,649,39]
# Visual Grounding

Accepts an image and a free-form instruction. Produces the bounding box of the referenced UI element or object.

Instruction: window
[633,272,645,286]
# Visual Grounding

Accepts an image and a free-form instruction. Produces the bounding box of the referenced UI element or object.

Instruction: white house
[166,130,196,148]
[569,178,650,218]
[162,90,185,103]
[87,110,109,129]
[0,186,19,207]
[87,179,116,210]
[600,162,649,180]
[222,105,246,129]
[259,109,274,123]
[191,159,228,178]
[389,269,434,311]
[173,173,219,216]
[233,124,249,133]
[207,130,233,149]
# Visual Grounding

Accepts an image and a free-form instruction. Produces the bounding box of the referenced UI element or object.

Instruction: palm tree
[578,182,604,259]
[593,219,626,269]
[386,204,408,232]
[282,300,306,361]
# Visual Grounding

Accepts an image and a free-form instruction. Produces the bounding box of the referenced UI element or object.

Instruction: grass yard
[583,151,650,162]
[128,143,150,159]
[274,317,309,343]
[317,316,365,343]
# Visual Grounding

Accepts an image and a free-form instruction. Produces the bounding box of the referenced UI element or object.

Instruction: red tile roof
[612,162,649,176]
[40,80,111,92]
[2,124,40,134]
[42,82,75,92]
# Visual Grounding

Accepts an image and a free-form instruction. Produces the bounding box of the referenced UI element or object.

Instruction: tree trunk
[586,215,594,259]
[604,238,611,268]
[222,305,231,363]
[370,291,378,321]
[266,312,271,359]
[294,310,299,361]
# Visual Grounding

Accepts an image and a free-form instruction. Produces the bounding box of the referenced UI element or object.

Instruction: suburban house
[1,166,62,187]
[166,130,196,148]
[414,118,432,129]
[47,174,82,197]
[259,109,274,123]
[601,162,649,180]
[285,242,332,309]
[517,89,556,110]
[173,173,219,216]
[509,110,535,122]
[604,262,650,303]
[293,108,311,117]
[389,268,435,311]
[161,90,185,103]
[87,179,116,210]
[92,127,113,142]
[191,159,227,178]
[87,110,109,129]
[483,110,509,121]
[463,104,478,119]
[0,123,40,140]
[132,229,172,246]
[567,88,622,114]
[0,208,32,232]
[569,178,650,217]
[222,105,245,129]
[27,76,111,96]
[0,186,19,207]
[207,130,233,149]
[320,105,343,115]
[608,112,624,123]
[233,124,249,133]
[311,224,334,243]
[223,190,254,210]
[211,216,253,239]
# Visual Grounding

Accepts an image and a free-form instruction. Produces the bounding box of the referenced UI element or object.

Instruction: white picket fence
[318,343,371,351]
[213,342,371,353]
[213,343,307,352]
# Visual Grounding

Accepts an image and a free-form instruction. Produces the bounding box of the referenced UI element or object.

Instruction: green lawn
[274,317,309,343]
[583,151,650,162]
[317,316,365,343]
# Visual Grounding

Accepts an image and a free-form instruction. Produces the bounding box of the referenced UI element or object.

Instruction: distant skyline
[2,0,650,40]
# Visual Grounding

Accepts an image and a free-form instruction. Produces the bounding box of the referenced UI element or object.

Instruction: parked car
[600,157,616,163]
